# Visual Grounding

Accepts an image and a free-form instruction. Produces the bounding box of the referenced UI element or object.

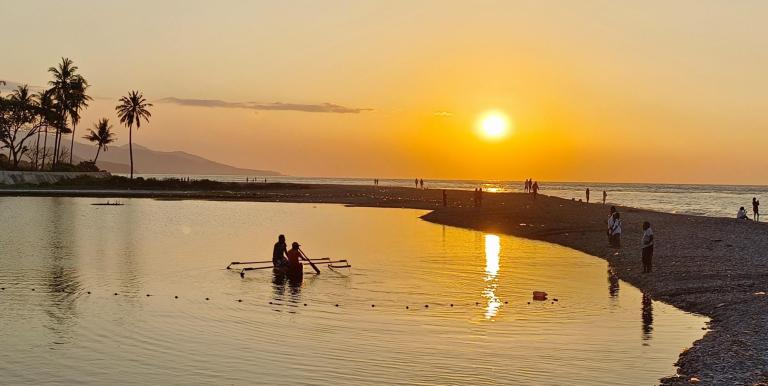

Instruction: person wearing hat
[285,241,304,275]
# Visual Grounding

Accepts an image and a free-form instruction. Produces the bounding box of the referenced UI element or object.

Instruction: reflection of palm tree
[115,91,152,179]
[83,118,117,163]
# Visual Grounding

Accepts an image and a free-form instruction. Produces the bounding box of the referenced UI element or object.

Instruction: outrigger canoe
[227,253,351,278]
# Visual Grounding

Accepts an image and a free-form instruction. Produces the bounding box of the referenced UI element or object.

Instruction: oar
[227,257,330,269]
[298,248,321,274]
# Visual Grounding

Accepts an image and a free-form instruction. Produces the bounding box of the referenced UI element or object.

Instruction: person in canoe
[273,235,288,268]
[284,241,305,278]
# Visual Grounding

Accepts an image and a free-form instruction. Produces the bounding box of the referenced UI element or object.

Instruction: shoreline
[2,184,765,384]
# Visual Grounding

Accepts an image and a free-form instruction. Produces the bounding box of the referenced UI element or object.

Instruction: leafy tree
[0,85,45,167]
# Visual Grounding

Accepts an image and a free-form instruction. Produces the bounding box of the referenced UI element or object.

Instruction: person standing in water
[272,235,288,268]
[586,188,590,203]
[285,241,304,275]
[753,197,760,222]
[420,179,424,189]
[641,221,654,273]
[442,189,447,207]
[603,190,607,205]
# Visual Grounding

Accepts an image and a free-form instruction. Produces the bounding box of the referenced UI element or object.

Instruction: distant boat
[91,200,124,206]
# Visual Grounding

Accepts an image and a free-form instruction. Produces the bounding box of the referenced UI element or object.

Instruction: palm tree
[115,90,152,179]
[83,118,116,163]
[48,58,89,166]
[67,77,91,164]
[34,89,56,170]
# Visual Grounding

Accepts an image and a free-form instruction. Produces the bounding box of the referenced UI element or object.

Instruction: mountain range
[67,140,281,176]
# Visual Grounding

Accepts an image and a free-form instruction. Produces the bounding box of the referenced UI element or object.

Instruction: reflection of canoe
[273,264,303,281]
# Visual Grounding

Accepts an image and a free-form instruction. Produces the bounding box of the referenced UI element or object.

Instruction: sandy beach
[2,183,765,384]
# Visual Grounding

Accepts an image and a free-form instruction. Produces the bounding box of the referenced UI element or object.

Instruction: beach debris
[532,291,548,301]
[754,291,766,296]
[689,376,701,384]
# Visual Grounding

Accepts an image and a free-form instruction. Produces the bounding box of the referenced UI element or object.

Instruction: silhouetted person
[753,197,760,222]
[609,212,621,255]
[532,181,539,200]
[737,206,751,220]
[641,221,654,273]
[602,190,607,205]
[273,235,288,268]
[642,293,653,340]
[442,189,447,207]
[478,188,483,207]
[524,179,529,193]
[415,178,419,188]
[420,179,424,189]
[607,206,617,245]
[586,188,590,203]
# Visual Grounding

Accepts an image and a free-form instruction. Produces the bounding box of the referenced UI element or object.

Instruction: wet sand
[2,184,766,384]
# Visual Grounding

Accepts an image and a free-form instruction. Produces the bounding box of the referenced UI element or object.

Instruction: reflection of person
[607,268,619,297]
[642,293,653,340]
[641,221,654,273]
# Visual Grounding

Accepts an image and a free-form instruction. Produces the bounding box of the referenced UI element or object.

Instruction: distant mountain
[68,140,281,176]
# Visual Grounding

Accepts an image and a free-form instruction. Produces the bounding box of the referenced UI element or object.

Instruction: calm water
[0,198,706,385]
[129,174,767,219]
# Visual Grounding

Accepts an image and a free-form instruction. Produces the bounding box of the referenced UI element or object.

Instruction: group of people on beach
[607,206,654,273]
[585,188,607,204]
[473,188,484,207]
[414,178,424,189]
[736,197,760,222]
[523,179,540,199]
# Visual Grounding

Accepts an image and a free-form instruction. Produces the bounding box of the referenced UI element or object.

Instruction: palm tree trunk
[34,128,41,170]
[94,145,101,163]
[41,127,48,170]
[129,125,134,179]
[69,122,76,164]
[52,127,59,165]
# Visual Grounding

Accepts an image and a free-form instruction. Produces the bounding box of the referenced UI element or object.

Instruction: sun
[477,111,510,140]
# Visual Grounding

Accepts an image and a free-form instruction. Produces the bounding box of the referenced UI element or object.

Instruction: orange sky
[3,1,768,183]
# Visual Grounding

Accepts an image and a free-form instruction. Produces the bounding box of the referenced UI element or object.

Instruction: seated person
[737,206,751,220]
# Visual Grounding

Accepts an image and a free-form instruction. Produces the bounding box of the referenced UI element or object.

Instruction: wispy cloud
[158,97,372,114]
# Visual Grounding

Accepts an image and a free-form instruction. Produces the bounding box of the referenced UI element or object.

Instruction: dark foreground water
[0,198,705,385]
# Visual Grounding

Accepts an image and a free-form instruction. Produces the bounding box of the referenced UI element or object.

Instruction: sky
[2,0,768,184]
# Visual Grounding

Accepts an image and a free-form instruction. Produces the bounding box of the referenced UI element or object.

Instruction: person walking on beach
[607,206,617,245]
[753,197,760,222]
[532,181,539,200]
[273,234,288,268]
[602,190,607,205]
[420,179,424,189]
[415,178,419,188]
[478,187,483,207]
[586,188,590,203]
[524,179,529,193]
[442,189,447,207]
[609,212,622,255]
[641,221,654,273]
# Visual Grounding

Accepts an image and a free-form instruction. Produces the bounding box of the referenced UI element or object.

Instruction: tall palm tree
[82,118,116,163]
[34,89,56,170]
[48,58,89,165]
[115,90,152,179]
[67,77,91,164]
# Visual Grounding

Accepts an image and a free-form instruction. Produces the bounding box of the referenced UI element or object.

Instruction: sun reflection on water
[483,234,502,320]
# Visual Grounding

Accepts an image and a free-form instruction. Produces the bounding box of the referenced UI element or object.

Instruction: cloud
[158,97,372,114]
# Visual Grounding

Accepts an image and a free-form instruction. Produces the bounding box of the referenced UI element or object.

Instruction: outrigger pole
[239,259,350,277]
[227,257,330,269]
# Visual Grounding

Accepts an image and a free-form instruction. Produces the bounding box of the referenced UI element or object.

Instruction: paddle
[299,248,322,274]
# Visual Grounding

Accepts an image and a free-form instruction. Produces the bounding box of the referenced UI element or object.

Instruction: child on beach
[607,206,617,245]
[737,206,751,220]
[641,221,654,273]
[609,212,621,255]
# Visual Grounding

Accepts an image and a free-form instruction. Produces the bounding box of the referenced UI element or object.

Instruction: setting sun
[478,112,510,140]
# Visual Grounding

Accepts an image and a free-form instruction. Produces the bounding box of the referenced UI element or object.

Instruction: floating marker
[335,304,339,307]
[406,306,409,309]
[237,299,242,302]
[269,301,273,304]
[114,292,118,296]
[87,291,91,294]
[146,294,151,297]
[424,304,429,308]
[174,296,178,299]
[31,288,35,291]
[450,304,454,307]
[205,297,210,301]
[304,303,307,306]
[371,304,375,308]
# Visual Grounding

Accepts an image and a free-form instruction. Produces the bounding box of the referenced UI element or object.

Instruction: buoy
[87,291,91,294]
[371,304,375,308]
[205,297,210,301]
[1,287,4,290]
[174,296,178,299]
[406,306,409,309]
[335,304,339,307]
[237,299,242,302]
[424,304,429,308]
[114,292,118,295]
[31,288,35,291]
[269,301,272,304]
[553,298,559,302]
[303,303,307,306]
[504,301,508,304]
[475,302,479,306]
[146,294,151,297]
[450,304,454,307]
